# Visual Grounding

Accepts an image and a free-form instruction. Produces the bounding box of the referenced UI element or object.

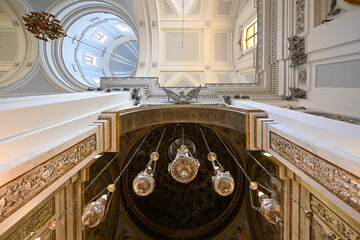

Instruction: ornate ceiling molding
[0,135,96,223]
[6,198,55,240]
[310,195,360,240]
[270,132,360,213]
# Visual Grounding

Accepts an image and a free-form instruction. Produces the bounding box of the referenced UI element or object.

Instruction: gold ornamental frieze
[119,105,247,134]
[310,195,360,240]
[0,135,96,223]
[270,132,360,213]
[6,198,55,240]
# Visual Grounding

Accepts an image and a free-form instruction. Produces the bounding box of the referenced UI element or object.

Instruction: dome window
[85,55,97,65]
[93,32,108,43]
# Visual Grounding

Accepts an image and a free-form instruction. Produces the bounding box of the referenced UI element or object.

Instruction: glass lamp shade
[212,171,235,196]
[258,192,283,225]
[168,145,200,183]
[133,171,155,196]
[81,195,108,231]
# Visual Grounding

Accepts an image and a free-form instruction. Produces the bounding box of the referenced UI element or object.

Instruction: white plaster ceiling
[151,0,242,87]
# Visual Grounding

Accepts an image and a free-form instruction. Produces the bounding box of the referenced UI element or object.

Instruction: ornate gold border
[310,195,360,240]
[0,135,96,223]
[6,198,55,240]
[270,132,360,213]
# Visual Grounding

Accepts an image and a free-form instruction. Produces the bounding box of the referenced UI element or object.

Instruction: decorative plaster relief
[296,0,305,34]
[298,69,307,85]
[288,36,307,67]
[270,132,360,213]
[139,21,145,27]
[0,135,96,223]
[7,198,55,240]
[311,195,360,240]
[152,21,158,27]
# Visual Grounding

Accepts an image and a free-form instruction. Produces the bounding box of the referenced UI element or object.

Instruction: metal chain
[213,129,252,182]
[156,126,167,152]
[114,129,152,184]
[58,127,153,221]
[199,126,211,153]
[246,151,275,178]
[182,125,184,145]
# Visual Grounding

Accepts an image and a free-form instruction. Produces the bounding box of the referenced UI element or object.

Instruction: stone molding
[118,104,247,134]
[6,198,55,240]
[0,135,96,223]
[311,195,360,240]
[270,132,360,213]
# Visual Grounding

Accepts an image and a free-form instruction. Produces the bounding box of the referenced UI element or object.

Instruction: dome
[61,12,139,87]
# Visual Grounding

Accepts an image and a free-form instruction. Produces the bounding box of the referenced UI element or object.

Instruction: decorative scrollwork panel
[0,135,96,223]
[270,132,360,213]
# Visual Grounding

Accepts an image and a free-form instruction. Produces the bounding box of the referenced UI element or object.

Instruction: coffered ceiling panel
[164,32,201,62]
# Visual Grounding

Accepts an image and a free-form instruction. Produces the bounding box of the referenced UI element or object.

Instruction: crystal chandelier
[200,127,235,196]
[168,127,200,183]
[132,152,158,196]
[133,127,166,196]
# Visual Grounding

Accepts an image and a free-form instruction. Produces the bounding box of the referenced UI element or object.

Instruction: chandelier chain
[214,130,251,182]
[246,151,274,178]
[182,126,184,145]
[114,129,153,185]
[58,127,153,221]
[199,126,211,153]
[156,126,167,152]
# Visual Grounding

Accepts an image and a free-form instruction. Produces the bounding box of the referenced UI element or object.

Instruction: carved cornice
[0,135,96,223]
[270,132,360,213]
[311,195,360,240]
[7,198,55,240]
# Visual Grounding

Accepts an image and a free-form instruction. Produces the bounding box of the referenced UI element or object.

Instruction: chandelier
[42,125,286,240]
[133,125,234,197]
[168,127,200,183]
[22,11,66,41]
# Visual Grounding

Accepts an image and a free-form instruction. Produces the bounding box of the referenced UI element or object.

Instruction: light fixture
[22,11,66,41]
[132,153,157,196]
[133,127,167,196]
[82,194,109,230]
[200,127,234,196]
[168,127,200,183]
[257,191,283,226]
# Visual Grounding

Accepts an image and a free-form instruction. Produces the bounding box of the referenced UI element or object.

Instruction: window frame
[85,54,97,65]
[93,32,108,43]
[243,18,258,51]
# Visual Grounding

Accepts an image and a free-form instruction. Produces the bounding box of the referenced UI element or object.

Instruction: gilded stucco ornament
[82,195,108,231]
[0,135,96,223]
[270,133,360,213]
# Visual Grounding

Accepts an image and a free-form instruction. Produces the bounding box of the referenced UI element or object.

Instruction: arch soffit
[118,105,247,134]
